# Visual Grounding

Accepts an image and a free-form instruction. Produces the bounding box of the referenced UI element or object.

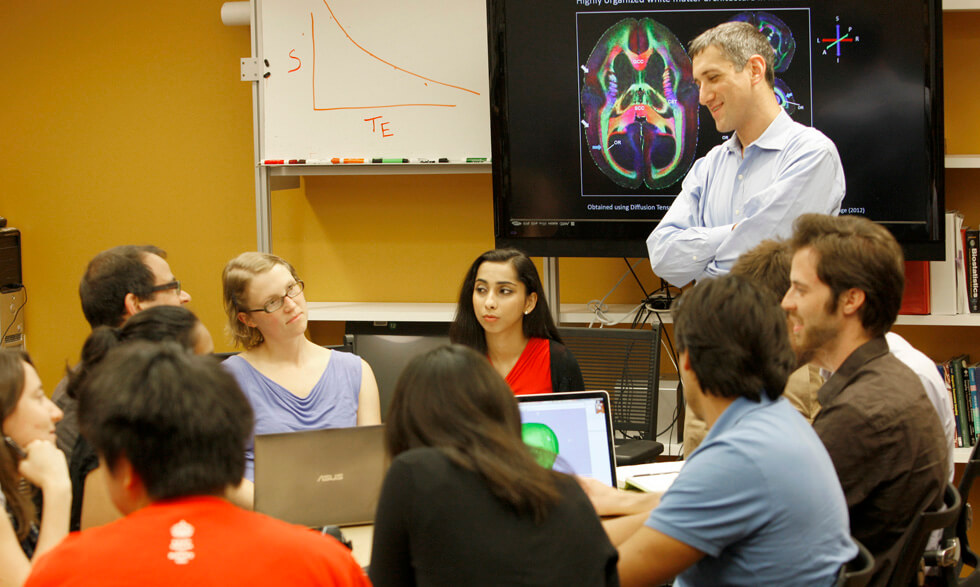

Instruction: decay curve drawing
[311,0,480,111]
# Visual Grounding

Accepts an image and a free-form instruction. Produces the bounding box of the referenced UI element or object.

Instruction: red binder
[900,261,931,315]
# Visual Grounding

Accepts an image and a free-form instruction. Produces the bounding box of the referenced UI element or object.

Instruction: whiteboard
[258,0,491,162]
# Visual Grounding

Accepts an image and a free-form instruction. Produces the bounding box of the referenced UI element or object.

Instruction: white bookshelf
[945,155,980,168]
[308,302,980,328]
[943,0,980,10]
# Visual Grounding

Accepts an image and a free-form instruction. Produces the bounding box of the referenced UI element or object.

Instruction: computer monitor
[346,321,451,419]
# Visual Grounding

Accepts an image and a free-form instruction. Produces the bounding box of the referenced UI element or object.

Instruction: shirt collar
[816,336,890,406]
[702,393,775,444]
[724,109,793,155]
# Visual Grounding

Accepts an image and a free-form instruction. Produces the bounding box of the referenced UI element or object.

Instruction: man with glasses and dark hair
[54,245,192,462]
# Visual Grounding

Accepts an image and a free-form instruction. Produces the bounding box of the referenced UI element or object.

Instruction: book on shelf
[931,211,960,315]
[967,229,979,313]
[969,363,980,446]
[951,355,974,446]
[940,360,964,447]
[900,261,931,315]
[957,220,970,314]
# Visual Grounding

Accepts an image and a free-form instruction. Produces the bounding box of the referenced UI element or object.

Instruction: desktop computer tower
[0,287,25,349]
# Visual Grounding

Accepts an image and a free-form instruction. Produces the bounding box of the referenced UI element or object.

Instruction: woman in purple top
[221,253,381,503]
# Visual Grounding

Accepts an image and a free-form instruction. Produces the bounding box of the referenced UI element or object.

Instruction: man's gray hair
[689,21,775,88]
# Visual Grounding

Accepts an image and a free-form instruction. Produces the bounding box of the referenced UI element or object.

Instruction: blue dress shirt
[647,110,845,286]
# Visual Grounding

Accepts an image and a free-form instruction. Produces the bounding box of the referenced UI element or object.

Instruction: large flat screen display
[488,0,944,259]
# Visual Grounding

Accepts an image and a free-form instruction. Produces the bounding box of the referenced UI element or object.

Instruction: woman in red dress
[450,249,584,395]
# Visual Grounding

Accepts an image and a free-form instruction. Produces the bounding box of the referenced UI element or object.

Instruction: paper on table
[621,460,685,493]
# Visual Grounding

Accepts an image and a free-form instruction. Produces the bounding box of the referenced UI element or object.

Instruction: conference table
[339,460,683,567]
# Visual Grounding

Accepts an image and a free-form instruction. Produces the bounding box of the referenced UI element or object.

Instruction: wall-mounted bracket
[240,58,262,81]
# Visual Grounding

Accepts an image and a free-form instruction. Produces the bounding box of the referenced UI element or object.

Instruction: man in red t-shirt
[26,342,369,586]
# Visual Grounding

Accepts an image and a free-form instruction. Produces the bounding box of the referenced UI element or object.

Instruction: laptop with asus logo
[253,424,386,527]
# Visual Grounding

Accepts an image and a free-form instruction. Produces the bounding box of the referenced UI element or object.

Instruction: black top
[549,340,585,393]
[814,336,948,586]
[369,447,618,587]
[68,435,99,532]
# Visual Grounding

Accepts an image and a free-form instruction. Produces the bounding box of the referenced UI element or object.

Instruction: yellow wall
[0,3,255,387]
[1,4,977,390]
[0,2,656,390]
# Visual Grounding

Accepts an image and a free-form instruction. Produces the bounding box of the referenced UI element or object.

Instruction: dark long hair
[67,305,202,400]
[449,249,562,353]
[385,345,563,521]
[0,349,38,541]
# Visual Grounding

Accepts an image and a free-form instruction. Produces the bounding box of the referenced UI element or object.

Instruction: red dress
[501,337,553,395]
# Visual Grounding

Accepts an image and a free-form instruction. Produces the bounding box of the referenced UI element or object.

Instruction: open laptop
[517,391,617,487]
[253,424,387,527]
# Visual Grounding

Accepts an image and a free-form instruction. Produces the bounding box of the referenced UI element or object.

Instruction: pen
[371,158,409,163]
[263,159,285,165]
[466,157,488,163]
[4,436,26,459]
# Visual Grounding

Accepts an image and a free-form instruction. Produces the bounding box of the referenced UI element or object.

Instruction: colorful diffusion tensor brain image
[730,11,796,73]
[730,11,801,117]
[581,18,699,190]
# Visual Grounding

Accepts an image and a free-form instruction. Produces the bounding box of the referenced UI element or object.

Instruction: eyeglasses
[246,280,305,313]
[149,280,181,297]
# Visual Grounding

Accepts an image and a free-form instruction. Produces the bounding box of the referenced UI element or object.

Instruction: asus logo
[316,473,344,482]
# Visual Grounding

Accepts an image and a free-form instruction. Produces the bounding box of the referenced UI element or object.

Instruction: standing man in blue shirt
[647,21,845,287]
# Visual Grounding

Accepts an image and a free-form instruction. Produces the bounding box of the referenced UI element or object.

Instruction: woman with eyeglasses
[1,349,70,585]
[221,253,381,505]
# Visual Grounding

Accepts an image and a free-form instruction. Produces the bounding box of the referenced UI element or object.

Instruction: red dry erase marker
[263,159,285,165]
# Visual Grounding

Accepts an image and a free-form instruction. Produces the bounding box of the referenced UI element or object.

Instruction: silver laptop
[253,424,387,527]
[517,391,617,487]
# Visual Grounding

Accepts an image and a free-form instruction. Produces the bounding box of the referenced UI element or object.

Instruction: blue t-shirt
[647,395,855,586]
[222,351,362,481]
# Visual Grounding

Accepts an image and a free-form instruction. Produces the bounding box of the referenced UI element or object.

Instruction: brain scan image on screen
[773,78,800,116]
[731,11,797,73]
[581,18,699,190]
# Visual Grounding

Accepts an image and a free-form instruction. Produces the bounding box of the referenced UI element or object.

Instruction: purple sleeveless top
[222,351,362,481]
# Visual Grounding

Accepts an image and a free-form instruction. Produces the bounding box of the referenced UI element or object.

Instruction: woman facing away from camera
[450,249,584,395]
[369,344,618,586]
[221,252,380,503]
[64,305,215,531]
[0,350,70,586]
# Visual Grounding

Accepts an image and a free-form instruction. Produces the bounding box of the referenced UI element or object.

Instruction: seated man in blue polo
[583,274,855,586]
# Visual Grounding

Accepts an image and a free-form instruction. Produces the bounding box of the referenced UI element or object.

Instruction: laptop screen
[517,391,617,487]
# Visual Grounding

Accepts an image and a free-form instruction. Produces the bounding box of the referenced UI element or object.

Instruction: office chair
[929,442,980,586]
[836,537,874,587]
[889,482,962,586]
[557,326,664,465]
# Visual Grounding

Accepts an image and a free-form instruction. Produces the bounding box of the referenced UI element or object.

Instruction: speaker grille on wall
[0,228,22,292]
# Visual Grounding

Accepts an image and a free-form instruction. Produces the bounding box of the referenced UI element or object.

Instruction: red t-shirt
[503,337,553,395]
[25,496,370,586]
